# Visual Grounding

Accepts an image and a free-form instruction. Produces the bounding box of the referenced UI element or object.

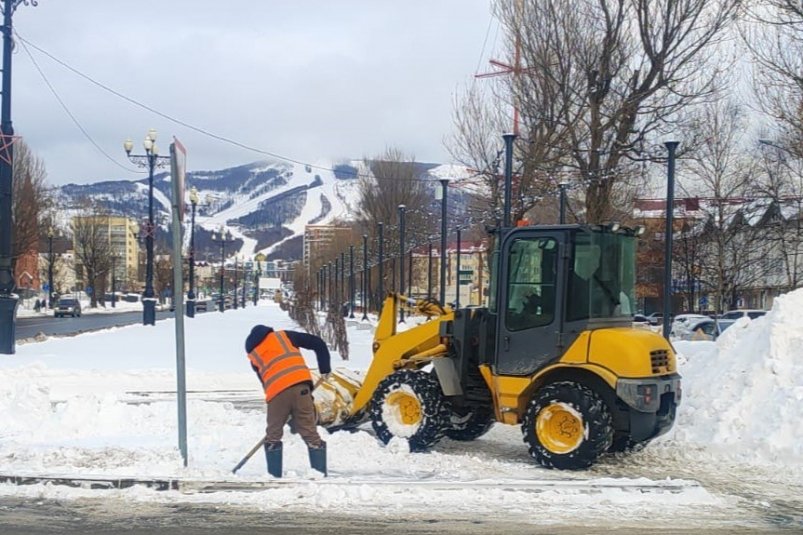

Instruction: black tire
[522,381,613,470]
[369,370,450,452]
[445,405,495,441]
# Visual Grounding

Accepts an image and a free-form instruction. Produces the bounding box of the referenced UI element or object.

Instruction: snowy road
[1,297,802,532]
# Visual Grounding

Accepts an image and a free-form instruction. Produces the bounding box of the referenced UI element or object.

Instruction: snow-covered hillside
[59,160,469,262]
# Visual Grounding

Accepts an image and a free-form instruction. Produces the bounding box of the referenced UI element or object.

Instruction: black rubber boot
[264,442,282,478]
[308,442,327,477]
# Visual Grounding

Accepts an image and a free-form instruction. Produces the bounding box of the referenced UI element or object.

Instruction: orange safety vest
[248,330,312,402]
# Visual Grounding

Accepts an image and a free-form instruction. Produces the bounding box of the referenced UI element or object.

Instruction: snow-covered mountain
[58,159,466,262]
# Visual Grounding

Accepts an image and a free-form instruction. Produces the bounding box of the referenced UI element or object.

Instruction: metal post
[232,257,239,310]
[241,264,247,308]
[408,249,413,297]
[455,227,462,309]
[110,255,116,308]
[218,241,225,312]
[0,0,33,354]
[47,233,55,309]
[398,204,406,322]
[142,154,157,325]
[378,222,384,306]
[334,257,340,312]
[663,141,679,340]
[340,251,345,312]
[439,179,448,305]
[328,262,333,309]
[186,199,197,317]
[502,133,517,229]
[319,267,324,310]
[362,234,368,321]
[253,260,260,306]
[349,245,355,318]
[559,182,567,224]
[427,242,433,299]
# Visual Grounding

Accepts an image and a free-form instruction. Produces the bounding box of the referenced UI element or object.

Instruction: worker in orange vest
[245,325,332,477]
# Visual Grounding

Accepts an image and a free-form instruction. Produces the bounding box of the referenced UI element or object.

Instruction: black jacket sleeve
[284,330,332,374]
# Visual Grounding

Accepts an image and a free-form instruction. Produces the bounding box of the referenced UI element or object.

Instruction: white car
[719,309,766,320]
[680,318,736,341]
[670,314,709,338]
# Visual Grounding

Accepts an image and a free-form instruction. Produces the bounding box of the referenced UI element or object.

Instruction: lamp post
[186,187,199,317]
[455,227,462,309]
[362,234,368,321]
[436,179,449,305]
[349,244,355,318]
[0,0,39,355]
[110,253,117,308]
[124,129,170,326]
[559,182,568,224]
[47,227,55,309]
[253,257,261,306]
[212,226,232,312]
[663,141,679,339]
[232,255,239,310]
[241,256,247,308]
[398,204,406,323]
[378,222,384,308]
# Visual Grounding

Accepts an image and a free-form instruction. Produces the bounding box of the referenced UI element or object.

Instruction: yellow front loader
[313,224,681,470]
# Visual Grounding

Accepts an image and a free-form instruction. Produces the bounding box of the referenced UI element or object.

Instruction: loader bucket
[311,368,364,427]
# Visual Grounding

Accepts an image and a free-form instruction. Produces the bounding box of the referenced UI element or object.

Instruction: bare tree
[683,101,766,312]
[72,202,112,308]
[453,0,741,224]
[744,1,803,158]
[11,140,51,273]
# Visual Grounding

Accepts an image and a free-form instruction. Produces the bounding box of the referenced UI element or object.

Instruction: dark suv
[55,297,82,318]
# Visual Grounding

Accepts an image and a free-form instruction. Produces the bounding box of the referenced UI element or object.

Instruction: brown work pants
[265,382,323,448]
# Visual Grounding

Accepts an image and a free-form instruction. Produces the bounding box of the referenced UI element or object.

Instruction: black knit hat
[245,325,274,353]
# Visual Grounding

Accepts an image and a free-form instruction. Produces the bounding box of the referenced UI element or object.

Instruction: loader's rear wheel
[445,405,495,441]
[522,381,613,470]
[370,370,449,452]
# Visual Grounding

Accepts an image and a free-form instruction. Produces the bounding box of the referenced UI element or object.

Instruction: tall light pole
[110,253,117,308]
[349,244,355,319]
[253,257,261,306]
[240,256,247,308]
[398,204,406,323]
[362,234,368,321]
[559,182,568,224]
[124,129,170,326]
[663,141,679,339]
[47,227,55,309]
[186,187,198,317]
[212,226,232,312]
[0,0,38,354]
[436,179,448,305]
[232,255,239,310]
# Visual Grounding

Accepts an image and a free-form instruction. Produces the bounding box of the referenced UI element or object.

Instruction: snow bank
[669,288,803,466]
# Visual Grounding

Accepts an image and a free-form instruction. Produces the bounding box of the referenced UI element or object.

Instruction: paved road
[15,310,177,340]
[0,497,786,535]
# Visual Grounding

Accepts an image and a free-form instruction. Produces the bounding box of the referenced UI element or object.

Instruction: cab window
[505,237,557,331]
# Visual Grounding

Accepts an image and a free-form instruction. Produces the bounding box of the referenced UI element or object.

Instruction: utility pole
[398,204,406,323]
[663,141,679,340]
[438,179,448,305]
[0,0,38,354]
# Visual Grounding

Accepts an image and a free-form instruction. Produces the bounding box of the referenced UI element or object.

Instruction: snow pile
[671,288,803,465]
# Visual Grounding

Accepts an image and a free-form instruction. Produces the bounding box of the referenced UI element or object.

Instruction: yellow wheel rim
[535,403,584,454]
[385,391,422,426]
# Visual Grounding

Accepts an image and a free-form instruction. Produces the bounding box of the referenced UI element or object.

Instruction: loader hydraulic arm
[347,293,453,419]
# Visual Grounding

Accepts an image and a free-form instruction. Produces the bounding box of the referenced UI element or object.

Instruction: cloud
[11,1,494,185]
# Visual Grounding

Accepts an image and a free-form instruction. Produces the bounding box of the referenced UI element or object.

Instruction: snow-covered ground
[1,292,802,529]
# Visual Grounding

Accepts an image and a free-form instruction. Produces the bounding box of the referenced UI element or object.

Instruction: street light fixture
[124,128,170,326]
[212,226,233,312]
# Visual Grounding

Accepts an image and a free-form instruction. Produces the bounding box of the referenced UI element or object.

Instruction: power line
[17,34,467,185]
[15,31,144,174]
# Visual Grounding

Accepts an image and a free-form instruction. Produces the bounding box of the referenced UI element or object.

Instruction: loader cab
[491,225,637,376]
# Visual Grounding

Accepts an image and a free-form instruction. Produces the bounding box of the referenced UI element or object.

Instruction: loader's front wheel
[522,381,613,470]
[370,370,449,452]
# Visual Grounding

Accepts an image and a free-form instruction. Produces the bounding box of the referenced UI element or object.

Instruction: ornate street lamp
[212,226,233,312]
[124,128,170,326]
[186,186,199,317]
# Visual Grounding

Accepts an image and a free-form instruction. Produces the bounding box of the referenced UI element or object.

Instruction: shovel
[232,375,327,474]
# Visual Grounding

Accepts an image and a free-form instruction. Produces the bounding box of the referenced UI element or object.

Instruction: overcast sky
[12,1,499,185]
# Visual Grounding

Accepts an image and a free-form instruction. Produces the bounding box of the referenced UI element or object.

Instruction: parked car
[195,300,208,312]
[670,313,710,338]
[633,314,650,324]
[680,317,736,341]
[719,309,766,321]
[645,312,665,325]
[54,297,82,318]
